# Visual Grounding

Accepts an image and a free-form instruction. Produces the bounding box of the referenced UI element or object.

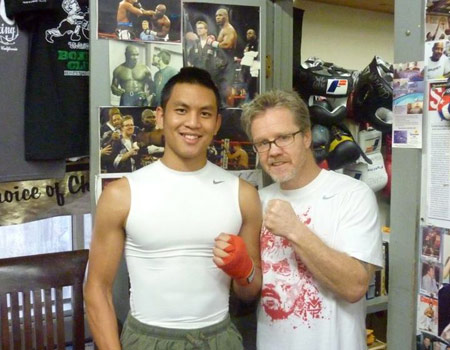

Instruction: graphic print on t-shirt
[45,0,88,44]
[0,0,18,47]
[260,207,328,328]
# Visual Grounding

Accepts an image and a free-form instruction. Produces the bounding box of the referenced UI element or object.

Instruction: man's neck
[160,152,208,172]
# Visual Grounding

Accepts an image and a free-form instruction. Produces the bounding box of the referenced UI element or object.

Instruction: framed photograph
[99,106,164,174]
[98,0,181,43]
[183,2,260,108]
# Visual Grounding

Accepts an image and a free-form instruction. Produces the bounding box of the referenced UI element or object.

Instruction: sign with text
[0,171,90,226]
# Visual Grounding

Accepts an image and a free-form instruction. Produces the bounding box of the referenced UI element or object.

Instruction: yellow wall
[294,0,394,70]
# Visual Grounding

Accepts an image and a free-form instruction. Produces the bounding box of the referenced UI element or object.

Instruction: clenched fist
[263,199,304,240]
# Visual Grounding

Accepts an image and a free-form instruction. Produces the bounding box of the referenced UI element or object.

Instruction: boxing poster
[182,3,260,108]
[97,0,181,43]
[99,106,164,174]
[109,40,182,107]
[207,108,257,171]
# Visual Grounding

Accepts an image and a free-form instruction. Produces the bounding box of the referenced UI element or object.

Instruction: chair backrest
[0,249,89,350]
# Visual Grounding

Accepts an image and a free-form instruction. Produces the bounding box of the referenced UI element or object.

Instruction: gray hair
[240,90,311,139]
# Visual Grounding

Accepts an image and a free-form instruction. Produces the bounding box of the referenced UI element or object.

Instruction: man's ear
[156,107,164,129]
[303,129,312,149]
[214,113,222,136]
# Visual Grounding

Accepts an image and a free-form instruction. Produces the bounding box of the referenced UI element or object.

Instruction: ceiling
[313,0,394,14]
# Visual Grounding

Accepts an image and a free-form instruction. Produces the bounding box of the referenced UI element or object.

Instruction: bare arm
[84,178,130,350]
[124,3,153,17]
[155,17,170,37]
[111,68,125,96]
[218,27,237,49]
[232,179,262,301]
[264,199,374,303]
[142,10,156,16]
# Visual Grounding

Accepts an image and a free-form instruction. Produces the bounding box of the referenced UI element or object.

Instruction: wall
[294,0,394,70]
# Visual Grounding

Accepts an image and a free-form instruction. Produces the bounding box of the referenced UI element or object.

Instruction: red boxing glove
[220,235,254,286]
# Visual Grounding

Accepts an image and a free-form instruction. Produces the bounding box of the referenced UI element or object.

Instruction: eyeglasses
[252,130,302,153]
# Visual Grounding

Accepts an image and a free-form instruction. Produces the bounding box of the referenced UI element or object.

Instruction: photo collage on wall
[416,2,450,347]
[96,1,262,194]
[417,225,450,347]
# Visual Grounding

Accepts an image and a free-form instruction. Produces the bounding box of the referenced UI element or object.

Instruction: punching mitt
[309,98,347,126]
[294,57,354,100]
[352,56,394,132]
[327,123,372,170]
[312,124,331,163]
[343,152,388,192]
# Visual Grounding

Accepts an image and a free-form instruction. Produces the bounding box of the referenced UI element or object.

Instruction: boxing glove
[294,57,354,99]
[309,101,347,126]
[352,56,393,132]
[312,124,331,163]
[327,124,372,170]
[343,152,388,192]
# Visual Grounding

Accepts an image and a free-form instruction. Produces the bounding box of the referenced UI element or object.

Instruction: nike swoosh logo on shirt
[213,180,225,184]
[322,194,337,200]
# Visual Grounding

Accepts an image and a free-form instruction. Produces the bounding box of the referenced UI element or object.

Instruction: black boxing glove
[312,124,331,164]
[327,124,372,170]
[309,101,347,126]
[133,2,143,9]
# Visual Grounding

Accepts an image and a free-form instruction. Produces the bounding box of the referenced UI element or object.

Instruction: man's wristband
[246,264,256,284]
[236,261,255,286]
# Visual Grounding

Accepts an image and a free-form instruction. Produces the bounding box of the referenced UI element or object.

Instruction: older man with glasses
[241,90,383,350]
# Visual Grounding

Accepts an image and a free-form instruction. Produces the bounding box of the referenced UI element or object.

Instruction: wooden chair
[0,249,89,350]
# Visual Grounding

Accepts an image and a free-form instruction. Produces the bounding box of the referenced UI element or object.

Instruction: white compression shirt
[124,160,242,329]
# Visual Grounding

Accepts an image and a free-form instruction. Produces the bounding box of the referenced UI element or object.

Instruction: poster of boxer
[99,106,164,174]
[109,40,182,107]
[207,108,257,170]
[183,3,260,108]
[97,0,181,43]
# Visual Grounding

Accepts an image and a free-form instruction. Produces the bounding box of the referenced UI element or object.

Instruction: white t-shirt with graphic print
[257,169,383,350]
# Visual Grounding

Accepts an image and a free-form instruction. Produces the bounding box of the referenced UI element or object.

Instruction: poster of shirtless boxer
[97,0,181,43]
[98,106,164,174]
[183,3,260,108]
[109,40,182,107]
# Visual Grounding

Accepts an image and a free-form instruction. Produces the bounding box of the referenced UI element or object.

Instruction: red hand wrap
[220,235,254,285]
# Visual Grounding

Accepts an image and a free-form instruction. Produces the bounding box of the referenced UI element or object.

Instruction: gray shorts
[120,313,244,350]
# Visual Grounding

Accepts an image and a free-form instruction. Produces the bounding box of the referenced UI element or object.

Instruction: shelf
[305,0,394,14]
[367,295,388,314]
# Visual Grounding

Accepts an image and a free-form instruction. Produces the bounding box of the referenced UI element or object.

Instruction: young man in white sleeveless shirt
[85,67,262,350]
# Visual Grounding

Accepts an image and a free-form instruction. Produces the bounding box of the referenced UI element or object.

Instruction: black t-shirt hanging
[5,0,89,160]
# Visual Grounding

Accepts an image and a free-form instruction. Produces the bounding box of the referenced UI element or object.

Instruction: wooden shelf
[367,295,389,314]
[309,0,394,14]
